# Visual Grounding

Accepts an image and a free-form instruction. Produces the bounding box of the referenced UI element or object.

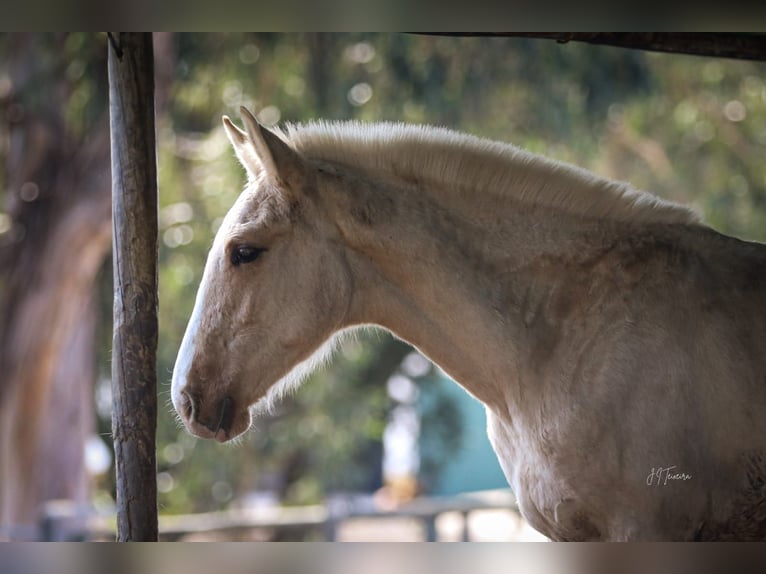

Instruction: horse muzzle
[176,391,249,442]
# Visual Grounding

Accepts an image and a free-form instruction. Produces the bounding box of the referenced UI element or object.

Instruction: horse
[171,106,766,541]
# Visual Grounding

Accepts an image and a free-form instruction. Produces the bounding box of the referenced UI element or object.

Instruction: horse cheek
[315,253,352,330]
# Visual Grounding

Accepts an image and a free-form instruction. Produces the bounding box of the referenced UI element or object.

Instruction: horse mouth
[190,412,251,442]
[214,427,234,443]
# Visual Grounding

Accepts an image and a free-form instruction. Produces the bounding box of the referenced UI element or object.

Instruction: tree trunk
[0,33,111,540]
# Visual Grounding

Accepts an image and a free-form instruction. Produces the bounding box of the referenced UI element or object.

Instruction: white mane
[278,121,700,225]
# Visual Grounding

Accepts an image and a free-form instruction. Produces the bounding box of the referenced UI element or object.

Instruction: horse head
[171,107,352,441]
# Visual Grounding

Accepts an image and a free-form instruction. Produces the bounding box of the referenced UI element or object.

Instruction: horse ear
[239,106,299,185]
[222,115,261,176]
[222,107,300,186]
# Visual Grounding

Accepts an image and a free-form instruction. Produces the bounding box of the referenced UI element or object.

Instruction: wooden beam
[418,33,766,62]
[107,32,159,542]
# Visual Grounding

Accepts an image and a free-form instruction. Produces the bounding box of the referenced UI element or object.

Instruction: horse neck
[323,167,603,410]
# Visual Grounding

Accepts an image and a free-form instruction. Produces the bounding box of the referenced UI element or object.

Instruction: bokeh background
[1,32,765,541]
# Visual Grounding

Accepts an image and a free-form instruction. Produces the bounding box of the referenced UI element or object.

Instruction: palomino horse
[172,107,766,541]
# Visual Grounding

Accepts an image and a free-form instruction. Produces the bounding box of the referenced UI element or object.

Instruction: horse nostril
[196,395,235,435]
[180,390,195,421]
[218,395,235,435]
[180,391,235,437]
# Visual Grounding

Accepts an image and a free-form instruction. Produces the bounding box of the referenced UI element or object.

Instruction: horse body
[172,108,766,540]
[486,225,766,540]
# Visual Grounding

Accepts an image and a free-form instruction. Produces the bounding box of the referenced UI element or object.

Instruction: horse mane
[277,120,700,225]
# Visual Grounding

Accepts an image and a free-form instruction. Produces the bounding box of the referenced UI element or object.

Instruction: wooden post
[107,32,159,542]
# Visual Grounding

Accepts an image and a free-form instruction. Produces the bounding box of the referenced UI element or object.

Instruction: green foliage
[81,33,766,516]
[3,32,763,523]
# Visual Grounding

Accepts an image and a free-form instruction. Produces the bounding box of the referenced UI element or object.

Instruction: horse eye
[231,246,265,266]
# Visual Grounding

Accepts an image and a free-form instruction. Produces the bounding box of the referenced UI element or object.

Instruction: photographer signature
[646,466,692,486]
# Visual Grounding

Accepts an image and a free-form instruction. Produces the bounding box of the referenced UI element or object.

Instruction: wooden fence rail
[40,490,523,542]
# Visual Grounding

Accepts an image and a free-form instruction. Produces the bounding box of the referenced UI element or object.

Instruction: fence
[37,489,534,542]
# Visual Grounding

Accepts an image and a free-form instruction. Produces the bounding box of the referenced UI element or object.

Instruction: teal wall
[420,374,509,495]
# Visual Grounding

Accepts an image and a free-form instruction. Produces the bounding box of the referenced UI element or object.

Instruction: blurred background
[0,33,765,541]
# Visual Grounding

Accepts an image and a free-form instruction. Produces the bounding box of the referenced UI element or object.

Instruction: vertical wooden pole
[107,32,159,542]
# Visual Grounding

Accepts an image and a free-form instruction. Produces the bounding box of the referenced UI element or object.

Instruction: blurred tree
[0,33,111,537]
